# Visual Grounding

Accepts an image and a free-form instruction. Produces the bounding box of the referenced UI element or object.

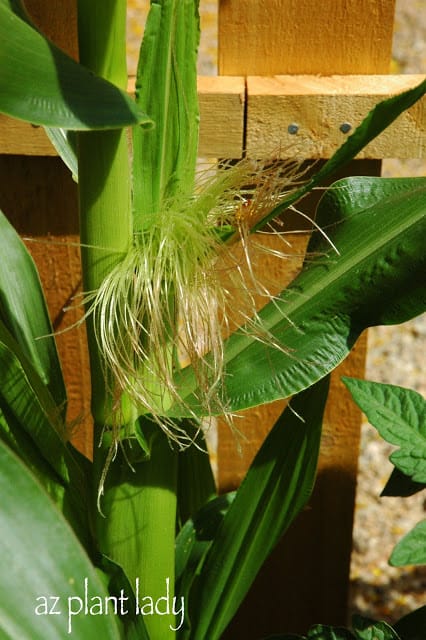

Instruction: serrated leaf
[342,379,426,483]
[390,520,426,567]
[307,625,355,639]
[0,3,152,129]
[352,615,401,640]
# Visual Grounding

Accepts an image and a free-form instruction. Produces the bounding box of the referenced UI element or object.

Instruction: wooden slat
[2,75,424,160]
[247,74,426,159]
[218,0,396,75]
[0,76,246,159]
[197,76,245,157]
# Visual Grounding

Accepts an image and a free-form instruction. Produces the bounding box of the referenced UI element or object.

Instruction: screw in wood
[287,123,299,135]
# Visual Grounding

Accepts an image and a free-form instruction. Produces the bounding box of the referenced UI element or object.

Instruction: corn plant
[0,1,425,638]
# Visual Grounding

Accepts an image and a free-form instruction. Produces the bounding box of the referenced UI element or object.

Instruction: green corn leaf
[175,492,235,636]
[45,128,78,179]
[0,321,89,542]
[390,520,426,567]
[0,2,152,129]
[0,208,66,412]
[342,379,426,483]
[0,320,86,496]
[0,401,89,547]
[172,177,426,417]
[97,554,151,640]
[187,377,328,640]
[176,420,217,527]
[251,78,426,233]
[132,0,200,227]
[0,402,66,505]
[0,438,121,640]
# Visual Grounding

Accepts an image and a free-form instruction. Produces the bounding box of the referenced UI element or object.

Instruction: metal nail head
[339,122,352,134]
[287,123,299,135]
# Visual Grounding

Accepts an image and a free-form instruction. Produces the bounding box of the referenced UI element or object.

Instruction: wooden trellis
[0,0,424,636]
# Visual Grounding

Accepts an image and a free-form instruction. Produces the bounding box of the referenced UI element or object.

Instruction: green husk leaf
[0,2,152,129]
[390,520,426,567]
[188,377,329,640]
[342,379,426,483]
[132,0,200,227]
[172,177,426,417]
[0,438,121,640]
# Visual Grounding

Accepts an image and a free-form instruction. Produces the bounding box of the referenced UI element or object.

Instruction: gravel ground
[126,0,426,627]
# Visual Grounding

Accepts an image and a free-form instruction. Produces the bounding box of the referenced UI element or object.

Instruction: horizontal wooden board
[246,74,426,159]
[0,76,246,159]
[1,75,424,160]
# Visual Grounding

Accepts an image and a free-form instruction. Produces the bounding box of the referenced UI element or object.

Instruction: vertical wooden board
[216,0,395,635]
[23,0,78,58]
[218,0,396,75]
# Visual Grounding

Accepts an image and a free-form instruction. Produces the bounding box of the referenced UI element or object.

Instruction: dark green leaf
[188,377,329,640]
[263,635,305,640]
[307,625,355,639]
[390,520,426,567]
[342,379,426,483]
[382,467,426,498]
[175,492,235,637]
[0,439,121,639]
[0,3,152,129]
[395,605,426,640]
[176,420,217,527]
